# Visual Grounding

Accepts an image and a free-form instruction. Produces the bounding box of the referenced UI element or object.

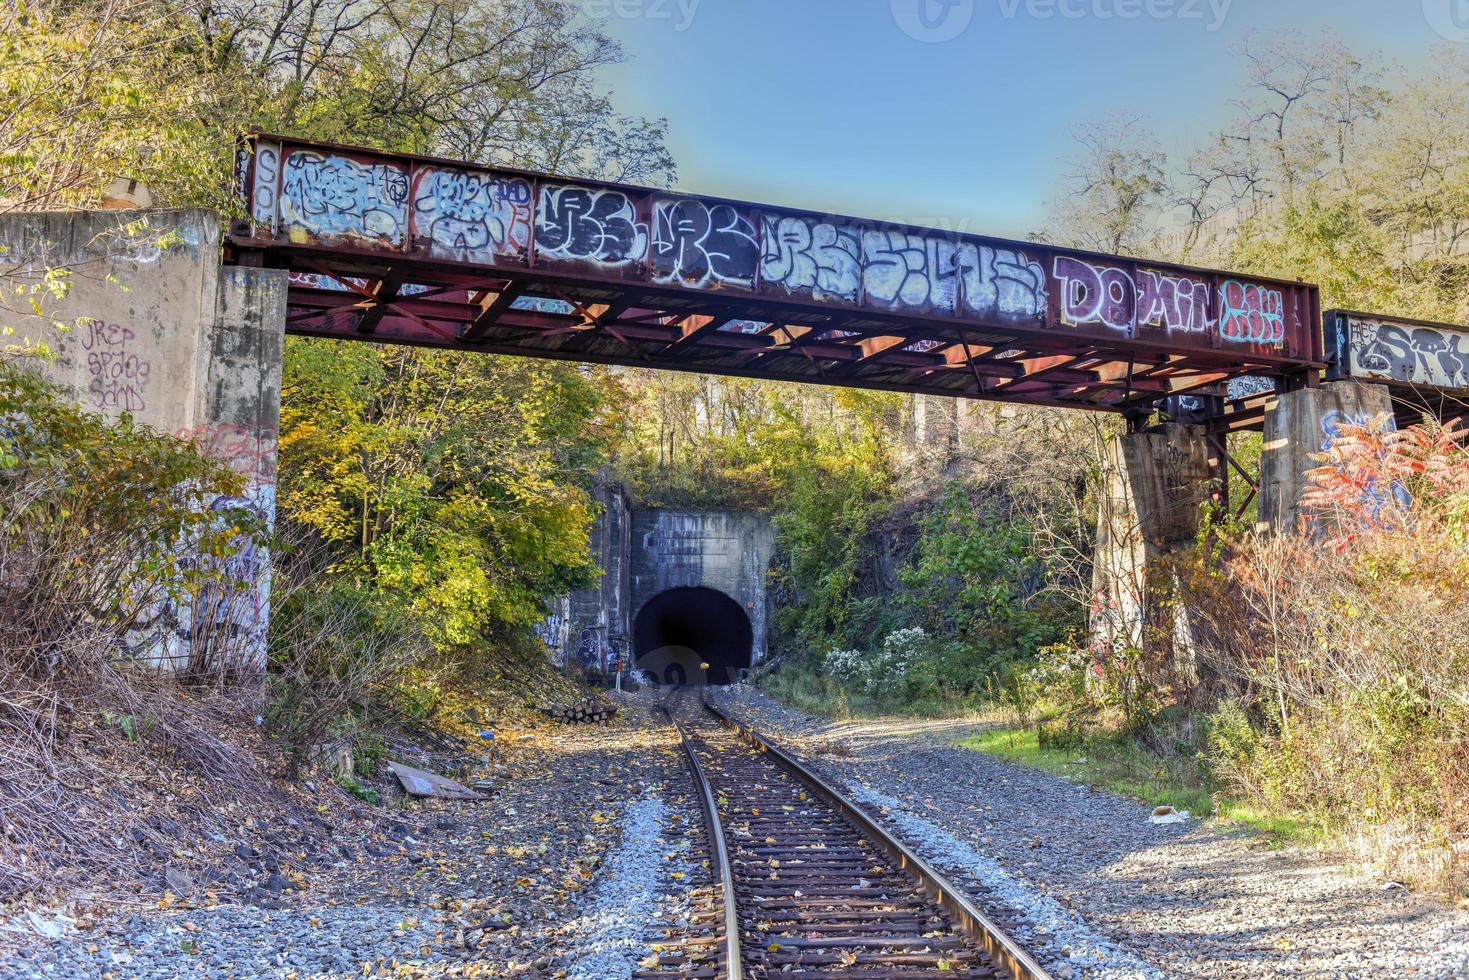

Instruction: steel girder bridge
[227,133,1333,439]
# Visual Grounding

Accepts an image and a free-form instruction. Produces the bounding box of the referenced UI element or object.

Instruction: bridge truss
[226,132,1326,435]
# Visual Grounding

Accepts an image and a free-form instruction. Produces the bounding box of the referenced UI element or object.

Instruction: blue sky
[595,0,1455,239]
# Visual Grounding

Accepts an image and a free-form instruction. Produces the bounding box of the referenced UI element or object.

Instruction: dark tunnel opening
[632,586,753,686]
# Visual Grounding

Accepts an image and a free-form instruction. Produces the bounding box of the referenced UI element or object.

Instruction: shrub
[868,627,926,698]
[823,648,867,687]
[0,361,263,676]
[1181,417,1469,889]
[0,361,272,898]
[264,566,427,778]
[337,773,380,805]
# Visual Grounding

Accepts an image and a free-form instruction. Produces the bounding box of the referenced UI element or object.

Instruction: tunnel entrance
[632,586,753,686]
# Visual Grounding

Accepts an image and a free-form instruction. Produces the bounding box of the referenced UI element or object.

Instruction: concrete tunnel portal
[633,586,753,686]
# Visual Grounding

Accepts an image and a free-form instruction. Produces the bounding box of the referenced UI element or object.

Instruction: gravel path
[0,699,696,979]
[718,685,1469,979]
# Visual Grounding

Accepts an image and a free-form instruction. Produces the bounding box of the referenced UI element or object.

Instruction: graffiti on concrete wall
[652,198,759,289]
[190,491,273,668]
[1346,317,1469,389]
[166,422,279,677]
[1320,409,1408,519]
[174,422,279,488]
[280,151,409,245]
[412,167,533,263]
[80,320,150,413]
[536,185,648,269]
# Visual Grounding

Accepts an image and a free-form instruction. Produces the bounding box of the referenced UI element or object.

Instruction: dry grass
[1177,420,1469,892]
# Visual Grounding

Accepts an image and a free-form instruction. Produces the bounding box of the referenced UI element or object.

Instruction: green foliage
[337,773,380,806]
[350,730,387,779]
[961,726,1222,823]
[100,710,157,742]
[0,360,259,665]
[0,1,262,213]
[1,0,676,215]
[277,341,623,664]
[899,482,1074,684]
[758,662,855,719]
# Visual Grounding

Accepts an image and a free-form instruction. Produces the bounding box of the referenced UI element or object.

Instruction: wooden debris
[542,698,618,726]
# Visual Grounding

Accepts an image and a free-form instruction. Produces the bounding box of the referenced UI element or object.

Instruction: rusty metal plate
[277,148,409,251]
[410,165,533,266]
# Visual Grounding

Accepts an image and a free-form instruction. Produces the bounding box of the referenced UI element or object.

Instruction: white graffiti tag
[413,167,532,263]
[652,198,759,288]
[861,230,958,312]
[760,215,862,303]
[536,185,648,267]
[957,244,1046,319]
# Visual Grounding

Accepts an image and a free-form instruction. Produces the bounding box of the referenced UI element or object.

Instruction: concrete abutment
[1091,381,1400,658]
[1,209,285,674]
[1089,423,1212,656]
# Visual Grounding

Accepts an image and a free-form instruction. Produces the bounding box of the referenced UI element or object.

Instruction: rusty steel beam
[227,132,1341,428]
[355,270,405,334]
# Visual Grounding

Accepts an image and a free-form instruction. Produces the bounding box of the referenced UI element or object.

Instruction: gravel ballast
[564,795,679,980]
[0,697,697,979]
[719,685,1469,979]
[850,782,1164,979]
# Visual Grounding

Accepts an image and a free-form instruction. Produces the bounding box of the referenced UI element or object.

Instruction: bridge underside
[249,251,1301,429]
[227,134,1325,432]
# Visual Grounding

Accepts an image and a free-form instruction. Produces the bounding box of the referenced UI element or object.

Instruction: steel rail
[659,688,745,980]
[700,690,1052,980]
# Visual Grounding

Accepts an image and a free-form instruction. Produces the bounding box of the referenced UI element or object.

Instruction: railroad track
[645,686,1049,980]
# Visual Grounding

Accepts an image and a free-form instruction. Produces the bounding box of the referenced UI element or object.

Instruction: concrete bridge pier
[1089,423,1212,659]
[1257,381,1396,533]
[1,209,286,676]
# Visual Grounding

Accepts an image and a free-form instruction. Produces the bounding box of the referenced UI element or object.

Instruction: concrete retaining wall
[0,209,286,674]
[550,499,775,672]
[629,509,775,664]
